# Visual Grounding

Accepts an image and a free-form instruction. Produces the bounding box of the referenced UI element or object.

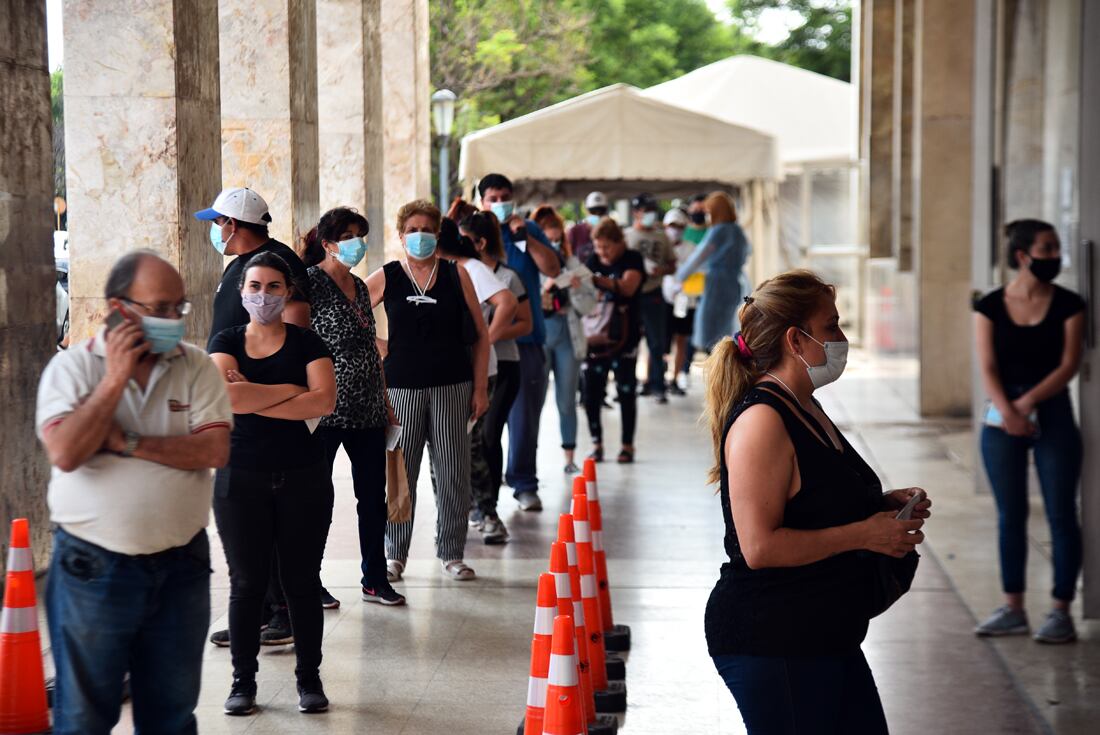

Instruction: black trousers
[319,426,387,589]
[583,354,638,446]
[213,462,334,680]
[481,359,521,510]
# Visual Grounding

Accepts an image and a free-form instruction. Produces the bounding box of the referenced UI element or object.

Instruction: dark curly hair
[299,207,370,267]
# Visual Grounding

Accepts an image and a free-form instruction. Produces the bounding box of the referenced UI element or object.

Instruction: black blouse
[974,285,1085,388]
[705,383,884,658]
[306,267,388,430]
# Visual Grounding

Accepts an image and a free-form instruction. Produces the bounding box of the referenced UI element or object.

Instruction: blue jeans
[47,527,211,735]
[713,651,888,735]
[980,389,1083,601]
[639,289,669,394]
[507,342,549,495]
[543,314,581,449]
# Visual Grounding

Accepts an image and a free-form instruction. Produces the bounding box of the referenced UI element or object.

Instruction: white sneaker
[676,373,689,391]
[516,491,542,512]
[480,516,509,545]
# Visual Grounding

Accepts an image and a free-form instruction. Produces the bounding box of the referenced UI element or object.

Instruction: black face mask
[690,211,706,225]
[1028,256,1061,283]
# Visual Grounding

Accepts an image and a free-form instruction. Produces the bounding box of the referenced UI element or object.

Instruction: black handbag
[867,550,919,618]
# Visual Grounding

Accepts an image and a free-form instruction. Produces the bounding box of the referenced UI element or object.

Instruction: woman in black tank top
[701,270,932,735]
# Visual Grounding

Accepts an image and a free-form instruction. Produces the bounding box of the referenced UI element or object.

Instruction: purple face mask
[241,292,286,325]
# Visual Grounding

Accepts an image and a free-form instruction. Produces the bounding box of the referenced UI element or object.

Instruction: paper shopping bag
[386,448,413,523]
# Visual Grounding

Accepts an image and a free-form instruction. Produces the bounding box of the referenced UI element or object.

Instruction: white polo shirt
[36,329,232,555]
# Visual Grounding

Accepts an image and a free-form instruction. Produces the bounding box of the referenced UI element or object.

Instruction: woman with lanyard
[457,209,533,537]
[702,270,930,734]
[208,251,337,716]
[299,207,405,607]
[436,217,519,544]
[364,199,490,581]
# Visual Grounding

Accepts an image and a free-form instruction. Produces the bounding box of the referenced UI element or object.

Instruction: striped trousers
[385,381,473,563]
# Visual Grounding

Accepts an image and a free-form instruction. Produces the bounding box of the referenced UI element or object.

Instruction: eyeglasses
[123,298,192,318]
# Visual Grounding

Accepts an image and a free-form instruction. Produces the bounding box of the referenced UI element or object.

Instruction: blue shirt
[501,220,555,345]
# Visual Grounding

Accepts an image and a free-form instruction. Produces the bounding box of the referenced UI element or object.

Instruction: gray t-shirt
[492,262,527,362]
[625,226,674,293]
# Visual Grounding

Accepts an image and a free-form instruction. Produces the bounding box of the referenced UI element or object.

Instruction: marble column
[64,0,223,342]
[867,0,895,258]
[914,0,976,416]
[891,0,915,271]
[0,1,55,570]
[219,0,319,249]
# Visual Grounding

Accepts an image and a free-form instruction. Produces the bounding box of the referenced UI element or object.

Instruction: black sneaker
[362,583,407,606]
[209,629,230,647]
[319,586,341,610]
[223,677,257,716]
[667,384,686,396]
[297,676,329,713]
[260,607,293,646]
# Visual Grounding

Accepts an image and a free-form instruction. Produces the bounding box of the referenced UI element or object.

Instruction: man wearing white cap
[194,187,314,647]
[194,187,311,346]
[568,191,609,265]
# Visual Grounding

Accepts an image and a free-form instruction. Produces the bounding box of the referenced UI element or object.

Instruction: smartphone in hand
[896,491,926,521]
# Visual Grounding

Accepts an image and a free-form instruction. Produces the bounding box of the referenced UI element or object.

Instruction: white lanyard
[403,259,438,305]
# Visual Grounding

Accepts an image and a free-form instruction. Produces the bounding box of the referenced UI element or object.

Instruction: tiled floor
[91,353,1097,733]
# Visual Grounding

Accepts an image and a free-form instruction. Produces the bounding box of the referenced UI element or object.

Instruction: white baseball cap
[585,191,609,210]
[663,208,689,227]
[194,187,272,225]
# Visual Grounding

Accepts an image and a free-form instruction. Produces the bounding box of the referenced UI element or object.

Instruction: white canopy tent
[458,83,783,282]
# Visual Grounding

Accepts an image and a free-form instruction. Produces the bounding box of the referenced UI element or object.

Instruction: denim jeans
[639,289,669,394]
[213,462,334,679]
[543,313,581,449]
[319,426,387,589]
[506,342,549,495]
[980,389,1083,601]
[712,650,888,735]
[47,527,211,735]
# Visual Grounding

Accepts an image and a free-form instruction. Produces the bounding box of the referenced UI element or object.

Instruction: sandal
[588,445,604,463]
[441,559,476,581]
[617,448,634,464]
[386,559,405,583]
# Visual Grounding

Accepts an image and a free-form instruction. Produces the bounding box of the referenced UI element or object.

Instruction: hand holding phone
[896,490,927,521]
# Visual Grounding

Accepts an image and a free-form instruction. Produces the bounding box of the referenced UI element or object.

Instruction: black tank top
[704,382,883,657]
[382,260,474,389]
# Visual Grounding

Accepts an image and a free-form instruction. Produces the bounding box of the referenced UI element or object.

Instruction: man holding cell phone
[37,251,232,735]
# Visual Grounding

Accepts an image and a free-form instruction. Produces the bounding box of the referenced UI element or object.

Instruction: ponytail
[703,337,762,485]
[299,226,324,267]
[299,206,370,268]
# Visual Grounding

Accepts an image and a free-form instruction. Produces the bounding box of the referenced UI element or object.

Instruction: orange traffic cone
[550,541,574,619]
[519,574,557,735]
[570,489,626,713]
[556,518,596,720]
[0,519,49,735]
[541,615,587,735]
[583,460,631,653]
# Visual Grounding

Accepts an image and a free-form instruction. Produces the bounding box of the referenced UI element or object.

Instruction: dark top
[208,239,310,350]
[306,267,387,430]
[382,259,474,389]
[502,220,556,345]
[705,383,884,657]
[208,324,332,470]
[586,250,646,352]
[974,286,1085,388]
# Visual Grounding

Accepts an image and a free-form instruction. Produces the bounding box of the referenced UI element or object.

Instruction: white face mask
[797,329,848,390]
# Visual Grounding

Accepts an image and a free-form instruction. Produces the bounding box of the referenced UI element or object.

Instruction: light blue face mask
[586,214,601,226]
[641,211,658,228]
[404,232,437,259]
[332,236,367,268]
[141,316,186,354]
[209,223,228,255]
[490,201,515,221]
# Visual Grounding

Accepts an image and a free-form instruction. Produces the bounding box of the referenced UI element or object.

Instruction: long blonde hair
[703,270,836,484]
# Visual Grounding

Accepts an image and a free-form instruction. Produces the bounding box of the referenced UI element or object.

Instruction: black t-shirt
[974,285,1086,387]
[586,250,646,351]
[208,324,332,470]
[208,239,311,350]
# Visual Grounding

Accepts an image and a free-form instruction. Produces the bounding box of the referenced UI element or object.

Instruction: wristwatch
[121,431,141,457]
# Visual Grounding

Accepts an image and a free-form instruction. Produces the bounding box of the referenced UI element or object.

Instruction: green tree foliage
[51,68,65,200]
[727,0,852,82]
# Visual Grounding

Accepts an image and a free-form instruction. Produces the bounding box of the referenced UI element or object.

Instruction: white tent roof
[458,83,780,195]
[643,55,855,165]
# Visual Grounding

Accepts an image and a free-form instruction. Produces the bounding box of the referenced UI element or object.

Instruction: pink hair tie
[735,333,753,359]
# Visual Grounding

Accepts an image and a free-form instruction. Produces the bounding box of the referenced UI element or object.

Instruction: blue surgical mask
[209,223,229,255]
[586,214,601,227]
[331,236,367,268]
[642,211,658,228]
[141,316,186,354]
[404,232,437,259]
[490,201,515,221]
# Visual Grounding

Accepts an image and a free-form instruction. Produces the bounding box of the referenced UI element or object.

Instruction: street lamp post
[431,89,457,208]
